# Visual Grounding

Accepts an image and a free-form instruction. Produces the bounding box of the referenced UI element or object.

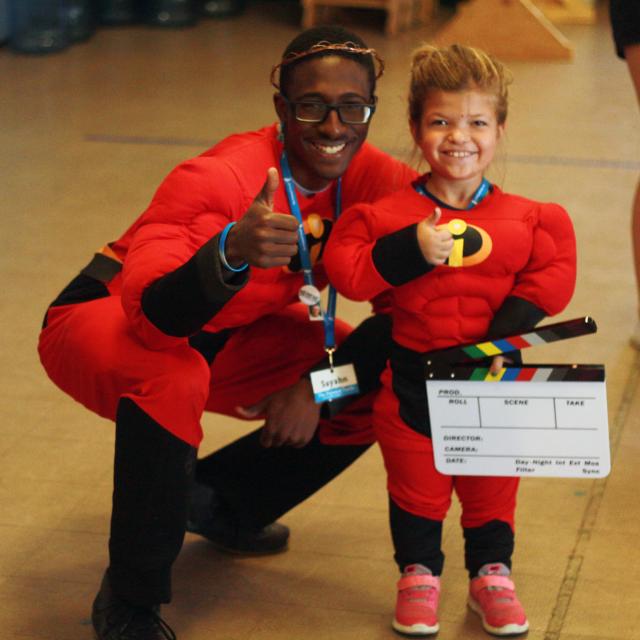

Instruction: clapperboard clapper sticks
[422,317,610,478]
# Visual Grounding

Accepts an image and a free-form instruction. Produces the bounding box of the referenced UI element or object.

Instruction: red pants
[39,297,376,447]
[374,375,518,530]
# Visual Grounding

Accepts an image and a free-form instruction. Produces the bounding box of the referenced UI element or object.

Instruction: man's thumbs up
[253,167,279,211]
[224,167,299,269]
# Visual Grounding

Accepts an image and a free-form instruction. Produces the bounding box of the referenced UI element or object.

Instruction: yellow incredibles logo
[441,218,492,267]
[285,214,332,273]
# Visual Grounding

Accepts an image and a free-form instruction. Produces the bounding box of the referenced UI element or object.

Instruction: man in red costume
[38,25,416,640]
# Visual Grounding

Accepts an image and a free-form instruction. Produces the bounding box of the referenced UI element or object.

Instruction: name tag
[310,363,360,403]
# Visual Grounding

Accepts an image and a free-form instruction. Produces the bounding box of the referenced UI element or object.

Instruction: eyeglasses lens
[293,103,372,124]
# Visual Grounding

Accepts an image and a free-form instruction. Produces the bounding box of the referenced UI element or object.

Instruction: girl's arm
[510,203,577,316]
[483,202,576,373]
[324,203,448,301]
[483,203,576,373]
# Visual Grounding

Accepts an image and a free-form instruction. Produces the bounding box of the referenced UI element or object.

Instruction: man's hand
[236,377,321,448]
[417,207,454,266]
[224,167,299,269]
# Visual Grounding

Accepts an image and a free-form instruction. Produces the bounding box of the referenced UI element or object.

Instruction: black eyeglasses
[284,97,376,124]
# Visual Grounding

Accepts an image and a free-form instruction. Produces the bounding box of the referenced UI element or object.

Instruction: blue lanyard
[280,152,341,354]
[415,176,491,210]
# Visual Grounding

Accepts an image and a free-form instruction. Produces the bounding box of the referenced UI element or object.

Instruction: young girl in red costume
[324,44,576,637]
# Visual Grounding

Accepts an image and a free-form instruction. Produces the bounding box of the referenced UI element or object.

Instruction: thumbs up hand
[417,207,454,266]
[224,167,299,269]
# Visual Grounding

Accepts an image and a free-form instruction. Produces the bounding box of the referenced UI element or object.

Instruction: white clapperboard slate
[424,317,610,478]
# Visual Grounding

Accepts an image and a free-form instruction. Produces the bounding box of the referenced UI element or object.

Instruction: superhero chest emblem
[438,218,493,267]
[284,214,333,273]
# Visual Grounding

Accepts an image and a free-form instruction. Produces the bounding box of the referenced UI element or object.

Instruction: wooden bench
[301,0,434,36]
[434,0,574,60]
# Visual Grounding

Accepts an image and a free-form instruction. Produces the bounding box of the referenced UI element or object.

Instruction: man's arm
[122,166,299,344]
[141,232,249,337]
[238,312,393,448]
[141,168,298,337]
[310,312,393,418]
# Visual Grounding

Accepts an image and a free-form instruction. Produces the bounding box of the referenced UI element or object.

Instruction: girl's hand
[489,355,517,376]
[417,207,454,266]
[489,355,505,376]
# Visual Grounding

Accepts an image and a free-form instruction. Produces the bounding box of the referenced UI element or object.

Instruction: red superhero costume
[38,124,415,447]
[324,179,576,575]
[38,124,417,607]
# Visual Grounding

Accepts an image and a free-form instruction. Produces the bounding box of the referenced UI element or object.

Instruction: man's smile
[310,140,348,156]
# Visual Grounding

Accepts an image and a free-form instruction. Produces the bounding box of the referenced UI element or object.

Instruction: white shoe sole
[468,597,529,636]
[392,618,439,636]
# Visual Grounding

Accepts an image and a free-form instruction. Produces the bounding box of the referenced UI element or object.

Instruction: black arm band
[142,233,249,337]
[484,296,546,367]
[371,223,434,286]
[486,296,546,339]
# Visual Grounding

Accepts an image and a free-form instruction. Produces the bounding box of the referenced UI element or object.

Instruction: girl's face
[274,56,373,191]
[411,89,504,187]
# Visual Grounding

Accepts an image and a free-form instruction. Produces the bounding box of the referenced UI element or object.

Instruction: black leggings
[106,398,370,604]
[389,497,514,578]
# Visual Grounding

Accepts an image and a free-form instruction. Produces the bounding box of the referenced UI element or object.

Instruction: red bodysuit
[38,124,416,446]
[324,180,576,531]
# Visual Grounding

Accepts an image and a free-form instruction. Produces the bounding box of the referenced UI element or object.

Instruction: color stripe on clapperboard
[450,365,605,382]
[426,317,597,365]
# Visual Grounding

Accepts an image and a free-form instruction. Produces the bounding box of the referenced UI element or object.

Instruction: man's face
[274,56,373,191]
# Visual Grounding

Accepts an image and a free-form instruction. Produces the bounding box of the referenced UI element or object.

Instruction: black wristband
[371,223,434,286]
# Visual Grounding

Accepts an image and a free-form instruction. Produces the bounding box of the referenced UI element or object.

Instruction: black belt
[80,251,122,283]
[45,251,123,318]
[390,341,432,437]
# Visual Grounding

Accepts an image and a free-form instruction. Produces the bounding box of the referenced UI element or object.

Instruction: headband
[270,40,385,90]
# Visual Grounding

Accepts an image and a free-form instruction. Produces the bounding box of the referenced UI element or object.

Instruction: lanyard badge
[280,152,360,404]
[298,283,323,321]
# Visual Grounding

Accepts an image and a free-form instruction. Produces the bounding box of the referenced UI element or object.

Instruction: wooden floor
[1,2,639,638]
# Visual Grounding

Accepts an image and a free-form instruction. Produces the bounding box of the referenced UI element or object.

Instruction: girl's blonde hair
[408,44,512,127]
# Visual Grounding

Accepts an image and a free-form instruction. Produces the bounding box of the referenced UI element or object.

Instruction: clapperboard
[424,317,610,478]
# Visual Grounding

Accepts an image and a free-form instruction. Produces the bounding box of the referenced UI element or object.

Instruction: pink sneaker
[468,574,529,636]
[392,565,440,636]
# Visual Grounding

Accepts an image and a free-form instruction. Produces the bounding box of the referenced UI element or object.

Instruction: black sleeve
[141,233,249,337]
[371,223,435,286]
[484,296,546,365]
[308,313,393,418]
[486,296,546,339]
